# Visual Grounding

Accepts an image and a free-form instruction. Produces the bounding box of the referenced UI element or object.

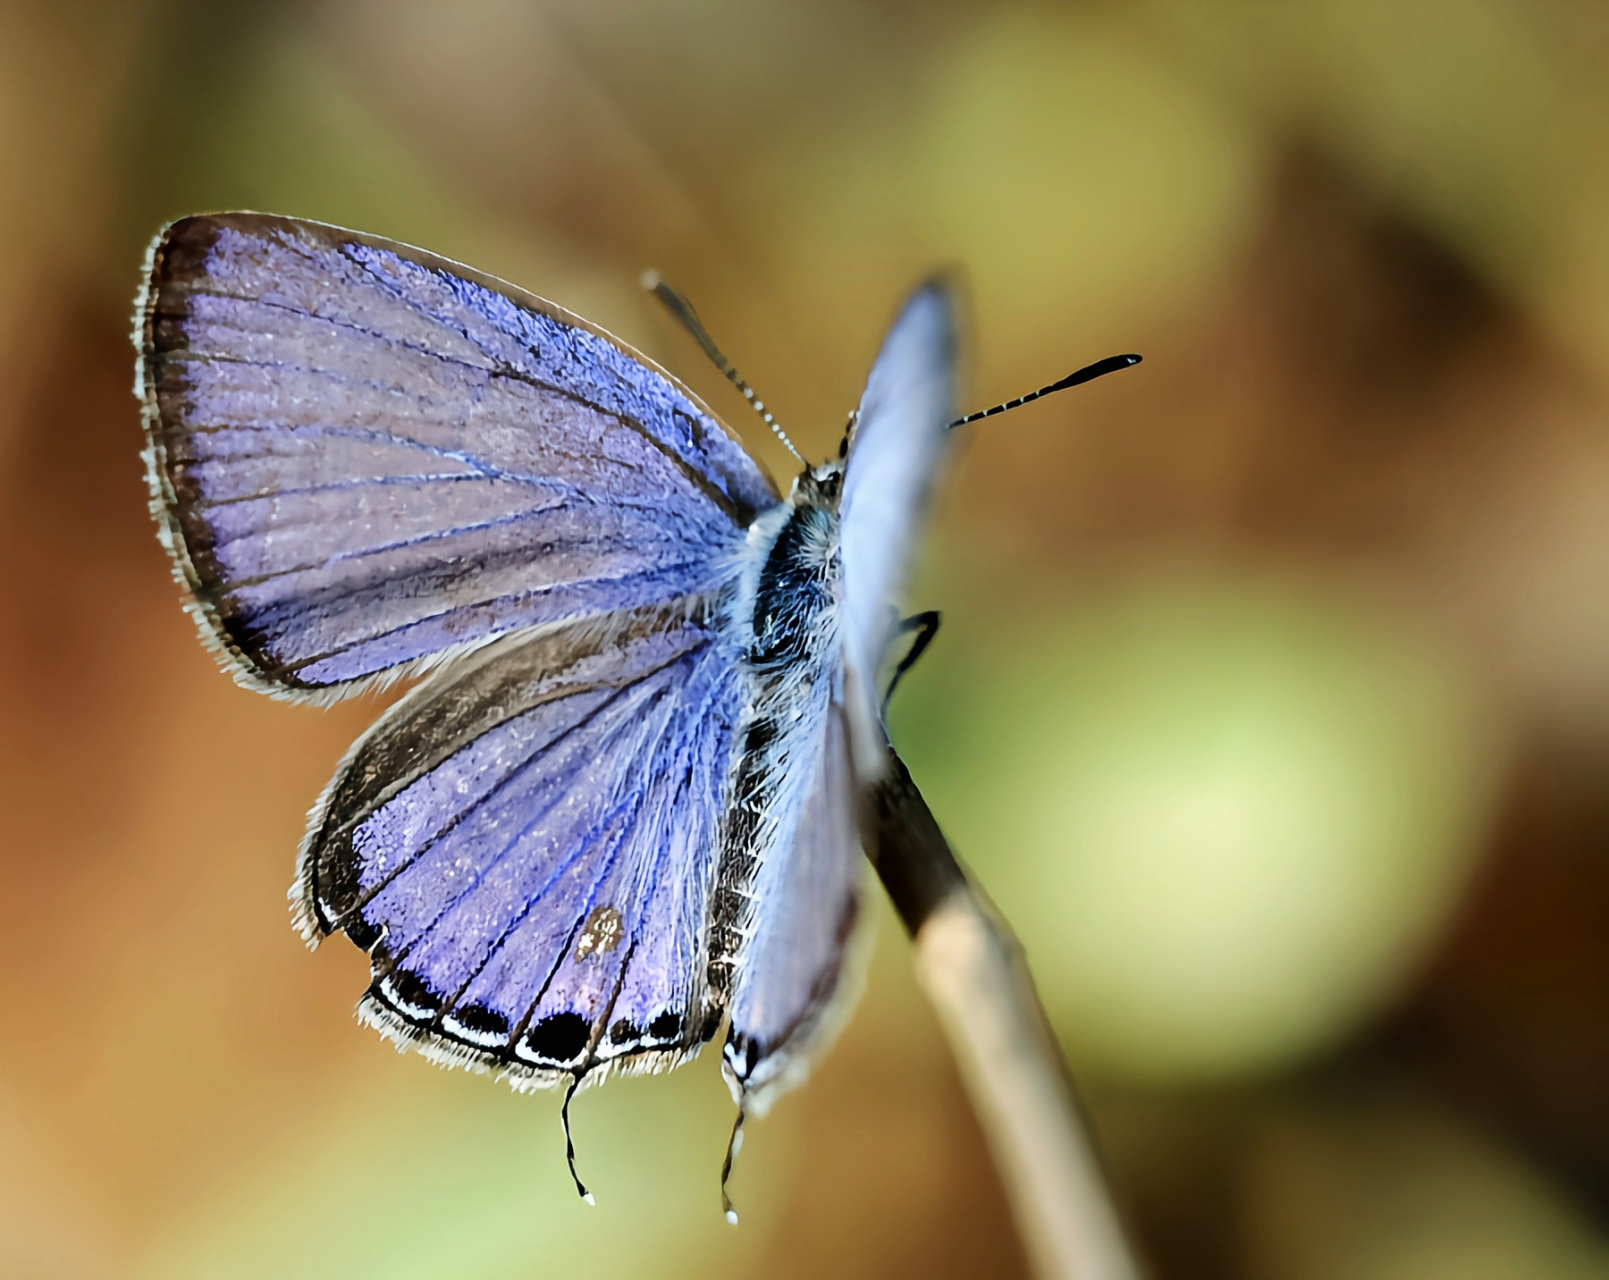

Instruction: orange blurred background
[3,3,1608,1277]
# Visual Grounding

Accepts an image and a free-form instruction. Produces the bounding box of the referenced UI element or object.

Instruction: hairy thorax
[705,463,844,1025]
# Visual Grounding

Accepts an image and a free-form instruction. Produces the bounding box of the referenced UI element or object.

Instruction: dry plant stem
[865,749,1146,1280]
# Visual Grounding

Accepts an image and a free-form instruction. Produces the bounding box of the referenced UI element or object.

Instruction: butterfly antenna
[562,1074,594,1205]
[950,353,1142,429]
[720,1105,746,1225]
[643,270,806,464]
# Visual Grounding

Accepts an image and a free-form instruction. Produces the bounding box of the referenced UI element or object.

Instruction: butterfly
[134,213,1136,1208]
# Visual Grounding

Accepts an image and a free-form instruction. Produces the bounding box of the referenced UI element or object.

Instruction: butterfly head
[792,458,843,509]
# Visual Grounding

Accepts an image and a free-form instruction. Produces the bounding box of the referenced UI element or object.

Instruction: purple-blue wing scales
[296,603,741,1083]
[837,281,958,773]
[135,213,777,697]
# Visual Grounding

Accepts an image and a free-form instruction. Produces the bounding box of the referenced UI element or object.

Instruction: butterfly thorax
[706,462,845,1051]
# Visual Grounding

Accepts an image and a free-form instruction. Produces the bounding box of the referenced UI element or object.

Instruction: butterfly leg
[561,1073,595,1204]
[720,1106,746,1224]
[881,610,942,716]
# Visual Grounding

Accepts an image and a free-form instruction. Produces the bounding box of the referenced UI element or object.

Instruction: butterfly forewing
[837,281,958,772]
[137,213,776,697]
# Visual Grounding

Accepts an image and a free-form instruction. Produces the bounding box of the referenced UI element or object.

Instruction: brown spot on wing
[575,905,624,960]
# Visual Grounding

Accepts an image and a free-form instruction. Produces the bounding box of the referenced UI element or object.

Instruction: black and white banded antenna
[643,271,806,464]
[950,353,1142,429]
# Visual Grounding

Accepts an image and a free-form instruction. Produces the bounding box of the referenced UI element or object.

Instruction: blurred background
[2,1,1608,1276]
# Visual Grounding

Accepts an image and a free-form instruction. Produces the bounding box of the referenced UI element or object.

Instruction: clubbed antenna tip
[950,353,1141,429]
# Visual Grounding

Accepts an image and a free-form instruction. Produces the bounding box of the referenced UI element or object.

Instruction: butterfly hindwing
[137,213,776,698]
[298,602,742,1083]
[723,701,865,1110]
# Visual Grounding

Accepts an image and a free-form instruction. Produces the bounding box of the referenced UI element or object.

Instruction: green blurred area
[2,2,1608,1277]
[894,571,1497,1084]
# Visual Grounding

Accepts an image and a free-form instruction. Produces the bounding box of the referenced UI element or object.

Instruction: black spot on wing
[375,967,443,1020]
[345,911,381,952]
[450,1003,510,1041]
[523,1013,591,1066]
[725,1032,765,1083]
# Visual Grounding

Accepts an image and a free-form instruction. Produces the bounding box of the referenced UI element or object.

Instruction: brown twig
[864,749,1146,1280]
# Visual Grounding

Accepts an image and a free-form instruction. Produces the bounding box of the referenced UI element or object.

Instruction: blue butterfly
[134,214,1135,1208]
